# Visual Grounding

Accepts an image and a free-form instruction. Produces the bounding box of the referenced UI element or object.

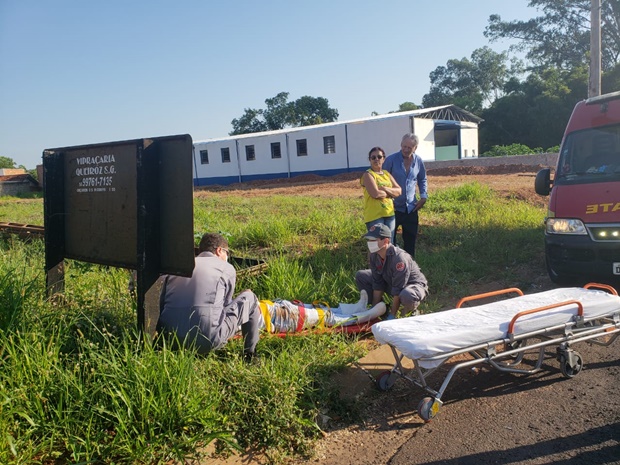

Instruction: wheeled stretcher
[371,283,620,421]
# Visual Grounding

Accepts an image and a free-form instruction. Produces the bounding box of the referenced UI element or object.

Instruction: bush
[481,144,543,157]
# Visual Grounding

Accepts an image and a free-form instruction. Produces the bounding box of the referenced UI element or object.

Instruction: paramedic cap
[362,223,392,240]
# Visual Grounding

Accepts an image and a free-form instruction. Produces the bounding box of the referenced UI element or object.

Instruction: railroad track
[0,222,267,277]
[0,222,44,239]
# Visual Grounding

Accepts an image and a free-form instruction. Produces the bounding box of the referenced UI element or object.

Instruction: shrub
[481,144,543,157]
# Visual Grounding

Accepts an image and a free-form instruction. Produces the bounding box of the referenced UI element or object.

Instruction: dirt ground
[201,165,620,465]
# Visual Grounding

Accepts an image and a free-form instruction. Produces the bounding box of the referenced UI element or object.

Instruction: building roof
[413,105,484,124]
[194,104,483,144]
[0,174,39,185]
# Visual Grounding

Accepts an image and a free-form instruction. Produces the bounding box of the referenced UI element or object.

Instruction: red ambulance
[535,91,620,284]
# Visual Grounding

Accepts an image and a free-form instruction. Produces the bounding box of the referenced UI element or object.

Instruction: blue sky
[0,1,535,169]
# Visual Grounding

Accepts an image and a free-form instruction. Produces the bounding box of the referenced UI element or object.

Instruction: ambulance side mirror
[534,168,551,196]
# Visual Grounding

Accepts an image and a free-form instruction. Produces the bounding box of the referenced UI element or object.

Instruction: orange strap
[296,305,306,332]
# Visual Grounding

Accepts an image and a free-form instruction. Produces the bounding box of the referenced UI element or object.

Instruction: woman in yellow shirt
[360,147,401,240]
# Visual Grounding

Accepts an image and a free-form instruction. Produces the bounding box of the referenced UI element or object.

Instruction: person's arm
[372,289,384,306]
[415,159,428,211]
[362,172,387,199]
[414,197,426,211]
[223,268,236,305]
[380,173,401,198]
[390,294,401,316]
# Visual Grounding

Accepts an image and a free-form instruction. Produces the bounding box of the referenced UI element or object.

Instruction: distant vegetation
[230,91,339,135]
[481,143,560,157]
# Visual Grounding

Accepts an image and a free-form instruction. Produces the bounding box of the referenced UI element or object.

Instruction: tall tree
[390,102,419,113]
[262,92,293,131]
[0,156,17,169]
[289,96,339,126]
[230,108,268,135]
[422,46,520,113]
[230,92,338,135]
[602,62,620,91]
[485,0,620,72]
[479,66,588,152]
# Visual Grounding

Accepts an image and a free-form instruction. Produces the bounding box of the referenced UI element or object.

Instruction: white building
[193,105,482,186]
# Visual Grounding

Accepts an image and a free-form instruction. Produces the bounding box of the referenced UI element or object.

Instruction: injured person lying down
[258,290,386,333]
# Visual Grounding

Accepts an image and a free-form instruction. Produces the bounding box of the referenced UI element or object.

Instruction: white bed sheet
[372,288,620,368]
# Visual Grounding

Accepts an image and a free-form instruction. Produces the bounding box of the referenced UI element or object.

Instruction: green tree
[602,62,620,93]
[479,66,588,152]
[289,96,339,126]
[230,108,269,135]
[390,102,419,113]
[422,47,520,114]
[0,156,17,169]
[485,0,620,72]
[230,92,338,135]
[262,92,294,131]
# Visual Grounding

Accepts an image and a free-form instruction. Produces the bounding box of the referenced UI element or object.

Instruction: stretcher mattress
[372,288,620,367]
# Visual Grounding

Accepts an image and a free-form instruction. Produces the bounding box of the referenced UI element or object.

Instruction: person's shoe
[243,351,259,363]
[384,313,396,321]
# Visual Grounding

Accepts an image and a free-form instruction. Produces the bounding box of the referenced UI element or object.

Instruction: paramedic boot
[336,290,368,315]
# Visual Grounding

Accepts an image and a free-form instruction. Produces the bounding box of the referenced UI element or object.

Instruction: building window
[271,142,281,159]
[296,139,308,157]
[323,135,336,154]
[245,145,255,161]
[221,147,231,163]
[200,150,209,164]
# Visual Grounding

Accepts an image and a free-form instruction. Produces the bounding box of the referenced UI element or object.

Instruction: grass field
[0,182,546,463]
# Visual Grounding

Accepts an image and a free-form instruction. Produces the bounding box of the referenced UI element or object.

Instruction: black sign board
[43,134,195,332]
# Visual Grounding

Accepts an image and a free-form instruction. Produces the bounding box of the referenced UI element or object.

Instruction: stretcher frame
[374,283,620,422]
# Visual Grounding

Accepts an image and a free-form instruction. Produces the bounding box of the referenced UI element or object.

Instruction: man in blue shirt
[383,133,428,258]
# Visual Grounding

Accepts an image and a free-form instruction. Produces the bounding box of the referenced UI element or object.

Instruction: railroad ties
[0,222,44,240]
[0,222,267,278]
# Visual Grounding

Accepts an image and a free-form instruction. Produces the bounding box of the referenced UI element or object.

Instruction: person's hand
[416,198,427,210]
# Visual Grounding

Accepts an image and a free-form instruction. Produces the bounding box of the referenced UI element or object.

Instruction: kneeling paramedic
[157,233,260,360]
[355,223,428,319]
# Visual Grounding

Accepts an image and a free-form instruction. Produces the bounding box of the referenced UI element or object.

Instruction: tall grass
[0,181,546,463]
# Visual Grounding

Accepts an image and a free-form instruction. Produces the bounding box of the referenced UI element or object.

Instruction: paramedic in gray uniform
[355,223,428,319]
[157,232,260,360]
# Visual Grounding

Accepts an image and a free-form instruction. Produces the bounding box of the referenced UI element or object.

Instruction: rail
[0,222,267,277]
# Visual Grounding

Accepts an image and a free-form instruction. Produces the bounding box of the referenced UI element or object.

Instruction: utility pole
[589,0,602,97]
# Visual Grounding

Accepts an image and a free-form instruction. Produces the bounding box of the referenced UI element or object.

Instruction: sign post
[43,134,195,334]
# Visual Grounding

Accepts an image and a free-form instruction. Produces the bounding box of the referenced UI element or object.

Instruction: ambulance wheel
[417,397,440,422]
[376,370,396,391]
[559,351,583,378]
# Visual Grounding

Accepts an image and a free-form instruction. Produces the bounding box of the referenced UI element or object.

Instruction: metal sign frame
[43,134,195,333]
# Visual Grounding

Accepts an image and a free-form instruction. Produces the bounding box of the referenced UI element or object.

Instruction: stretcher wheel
[417,397,440,422]
[559,351,583,378]
[376,370,397,391]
